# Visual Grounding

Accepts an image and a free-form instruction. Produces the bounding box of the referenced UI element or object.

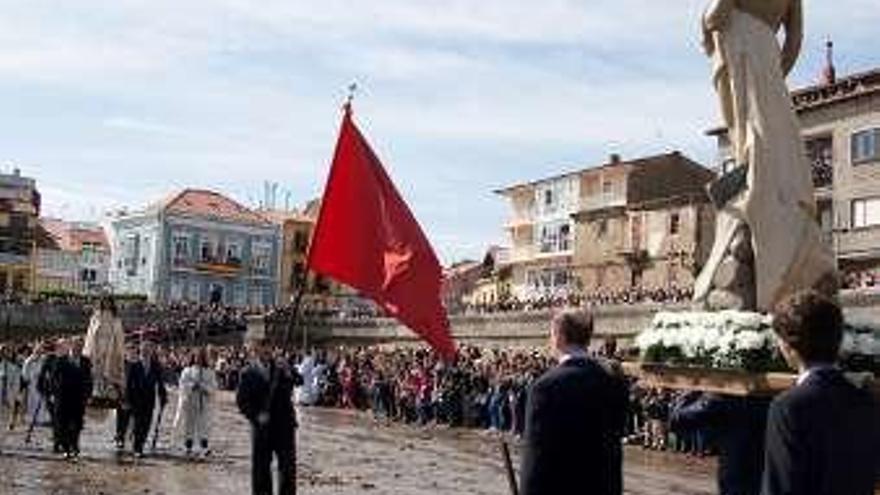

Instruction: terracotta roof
[161,189,271,226]
[69,227,108,249]
[39,218,108,251]
[707,66,880,135]
[793,67,880,112]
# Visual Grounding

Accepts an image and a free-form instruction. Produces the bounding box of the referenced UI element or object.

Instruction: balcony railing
[194,260,243,275]
[580,194,626,212]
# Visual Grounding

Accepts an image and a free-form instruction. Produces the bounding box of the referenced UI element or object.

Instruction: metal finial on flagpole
[344,82,358,114]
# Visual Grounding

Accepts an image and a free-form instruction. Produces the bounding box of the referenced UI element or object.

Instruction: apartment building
[708,51,880,279]
[496,152,715,299]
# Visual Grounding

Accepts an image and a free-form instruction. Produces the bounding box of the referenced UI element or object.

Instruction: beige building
[709,53,880,282]
[36,219,111,294]
[264,203,319,305]
[443,246,511,312]
[0,170,42,295]
[496,152,714,299]
[571,153,715,293]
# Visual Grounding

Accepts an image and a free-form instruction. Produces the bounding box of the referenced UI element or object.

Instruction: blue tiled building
[108,189,280,307]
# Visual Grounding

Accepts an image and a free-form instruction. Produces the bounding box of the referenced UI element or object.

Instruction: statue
[82,296,126,407]
[694,0,838,312]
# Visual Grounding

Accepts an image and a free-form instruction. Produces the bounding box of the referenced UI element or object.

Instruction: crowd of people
[458,285,694,316]
[0,288,877,495]
[128,302,248,344]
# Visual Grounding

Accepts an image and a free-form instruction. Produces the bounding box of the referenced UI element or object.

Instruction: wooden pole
[500,439,519,495]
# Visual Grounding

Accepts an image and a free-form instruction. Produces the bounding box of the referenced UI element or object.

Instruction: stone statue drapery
[82,309,126,403]
[694,1,837,311]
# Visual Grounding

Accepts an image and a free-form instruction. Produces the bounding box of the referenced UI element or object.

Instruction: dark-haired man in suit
[520,310,628,495]
[125,341,167,457]
[763,290,879,495]
[237,340,302,495]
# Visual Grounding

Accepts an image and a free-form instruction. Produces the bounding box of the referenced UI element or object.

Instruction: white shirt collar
[796,364,837,386]
[559,347,589,364]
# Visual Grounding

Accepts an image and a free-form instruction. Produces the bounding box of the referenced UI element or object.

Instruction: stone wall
[297,302,687,348]
[4,290,880,346]
[299,291,880,349]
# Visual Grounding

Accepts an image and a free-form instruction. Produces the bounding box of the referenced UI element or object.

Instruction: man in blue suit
[763,290,879,495]
[671,392,770,495]
[519,309,628,495]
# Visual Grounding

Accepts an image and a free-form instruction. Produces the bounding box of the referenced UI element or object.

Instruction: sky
[1,0,879,265]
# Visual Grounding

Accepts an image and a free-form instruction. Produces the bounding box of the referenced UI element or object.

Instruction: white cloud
[0,0,878,262]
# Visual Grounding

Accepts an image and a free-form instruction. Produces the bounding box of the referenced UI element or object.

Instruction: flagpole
[287,83,358,352]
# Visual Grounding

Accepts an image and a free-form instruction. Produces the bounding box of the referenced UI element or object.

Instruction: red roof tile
[162,189,271,226]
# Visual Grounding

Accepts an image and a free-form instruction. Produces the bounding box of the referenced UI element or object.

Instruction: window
[172,233,190,266]
[559,224,571,251]
[123,234,140,276]
[141,237,150,266]
[537,186,558,216]
[852,129,880,165]
[602,180,613,195]
[669,212,681,236]
[251,241,273,276]
[527,268,571,295]
[293,230,309,254]
[852,198,880,229]
[535,179,576,217]
[806,136,833,187]
[226,241,242,266]
[537,221,572,254]
[200,237,218,263]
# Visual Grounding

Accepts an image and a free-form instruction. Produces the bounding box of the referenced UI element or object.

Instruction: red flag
[307,106,457,359]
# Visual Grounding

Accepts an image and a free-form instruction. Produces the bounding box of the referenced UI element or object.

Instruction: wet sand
[0,391,716,494]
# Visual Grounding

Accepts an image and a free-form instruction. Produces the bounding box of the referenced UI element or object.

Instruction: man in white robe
[295,354,318,406]
[694,0,837,311]
[82,298,126,406]
[173,349,217,456]
[21,343,51,428]
[0,345,22,449]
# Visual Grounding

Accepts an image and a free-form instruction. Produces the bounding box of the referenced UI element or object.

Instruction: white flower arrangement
[635,311,880,372]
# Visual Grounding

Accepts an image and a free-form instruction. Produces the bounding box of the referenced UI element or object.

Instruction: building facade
[496,170,579,299]
[108,189,281,307]
[0,170,41,295]
[36,219,110,294]
[571,153,715,293]
[263,201,319,305]
[497,152,714,299]
[709,61,880,283]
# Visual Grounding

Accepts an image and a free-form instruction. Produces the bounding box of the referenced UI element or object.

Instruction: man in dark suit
[237,341,302,495]
[115,344,138,451]
[125,341,167,457]
[763,290,880,495]
[671,392,771,495]
[40,338,93,459]
[520,309,628,495]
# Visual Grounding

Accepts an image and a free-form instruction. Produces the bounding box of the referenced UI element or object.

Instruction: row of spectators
[287,344,714,457]
[1,337,717,458]
[458,285,694,316]
[127,302,248,344]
